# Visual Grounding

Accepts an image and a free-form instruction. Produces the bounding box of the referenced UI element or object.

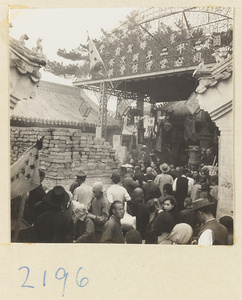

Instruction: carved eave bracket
[10,36,47,110]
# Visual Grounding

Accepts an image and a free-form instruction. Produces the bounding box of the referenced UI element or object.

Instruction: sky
[9,7,140,110]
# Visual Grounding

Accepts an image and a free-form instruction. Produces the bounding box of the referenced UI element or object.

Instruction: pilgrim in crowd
[18,143,232,246]
[73,171,93,208]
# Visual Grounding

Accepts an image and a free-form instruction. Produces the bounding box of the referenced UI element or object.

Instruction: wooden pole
[12,193,27,242]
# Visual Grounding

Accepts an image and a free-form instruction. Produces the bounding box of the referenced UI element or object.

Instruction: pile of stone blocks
[10,127,120,189]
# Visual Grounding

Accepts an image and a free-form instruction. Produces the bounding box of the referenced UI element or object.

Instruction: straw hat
[159,163,170,173]
[191,197,214,211]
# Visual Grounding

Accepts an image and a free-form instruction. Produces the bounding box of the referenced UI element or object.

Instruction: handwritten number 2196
[18,266,89,297]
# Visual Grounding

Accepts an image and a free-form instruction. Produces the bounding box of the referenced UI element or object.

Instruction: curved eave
[10,116,120,129]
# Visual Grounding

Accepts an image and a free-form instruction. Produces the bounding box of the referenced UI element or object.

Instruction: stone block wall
[10,126,120,190]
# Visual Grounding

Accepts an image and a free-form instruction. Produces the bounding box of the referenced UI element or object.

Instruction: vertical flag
[87,33,114,89]
[88,34,104,75]
[11,136,43,199]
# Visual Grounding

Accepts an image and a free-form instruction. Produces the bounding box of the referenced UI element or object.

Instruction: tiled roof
[159,101,191,115]
[193,56,232,94]
[10,80,120,128]
[156,94,200,116]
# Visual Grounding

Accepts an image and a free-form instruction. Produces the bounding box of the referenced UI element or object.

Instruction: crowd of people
[19,145,233,245]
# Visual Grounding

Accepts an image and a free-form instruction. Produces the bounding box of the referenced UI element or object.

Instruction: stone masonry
[10,127,120,191]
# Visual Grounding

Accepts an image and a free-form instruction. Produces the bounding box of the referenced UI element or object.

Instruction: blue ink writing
[43,270,46,287]
[19,266,89,296]
[76,267,89,288]
[55,267,69,297]
[18,266,34,288]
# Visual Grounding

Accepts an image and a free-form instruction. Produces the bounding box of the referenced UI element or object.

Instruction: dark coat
[133,171,146,187]
[74,217,95,243]
[179,208,197,228]
[198,219,228,245]
[155,210,174,237]
[127,200,150,239]
[123,175,139,198]
[30,208,74,243]
[174,176,188,211]
[142,181,161,203]
[100,215,124,243]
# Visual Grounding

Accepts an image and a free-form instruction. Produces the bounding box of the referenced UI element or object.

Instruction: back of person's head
[133,188,144,202]
[182,168,189,176]
[146,167,152,173]
[111,173,121,184]
[134,165,140,172]
[219,216,233,233]
[168,223,193,244]
[194,174,201,184]
[92,181,104,193]
[184,197,192,209]
[146,173,154,181]
[125,229,142,244]
[158,211,174,233]
[175,167,182,177]
[163,183,173,195]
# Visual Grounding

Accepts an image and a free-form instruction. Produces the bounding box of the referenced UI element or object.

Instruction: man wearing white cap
[70,171,86,194]
[87,181,109,242]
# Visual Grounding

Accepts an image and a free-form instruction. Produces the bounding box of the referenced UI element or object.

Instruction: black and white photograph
[9,7,234,246]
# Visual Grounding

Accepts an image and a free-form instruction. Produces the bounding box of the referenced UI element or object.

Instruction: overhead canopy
[73,7,232,103]
[73,67,200,103]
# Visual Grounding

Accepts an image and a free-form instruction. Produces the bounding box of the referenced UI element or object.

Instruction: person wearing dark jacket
[30,186,74,243]
[173,168,189,212]
[179,197,197,231]
[24,169,46,224]
[101,201,125,243]
[154,209,174,244]
[199,183,218,218]
[142,173,161,204]
[162,195,179,225]
[123,168,139,198]
[133,165,146,187]
[127,188,150,240]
